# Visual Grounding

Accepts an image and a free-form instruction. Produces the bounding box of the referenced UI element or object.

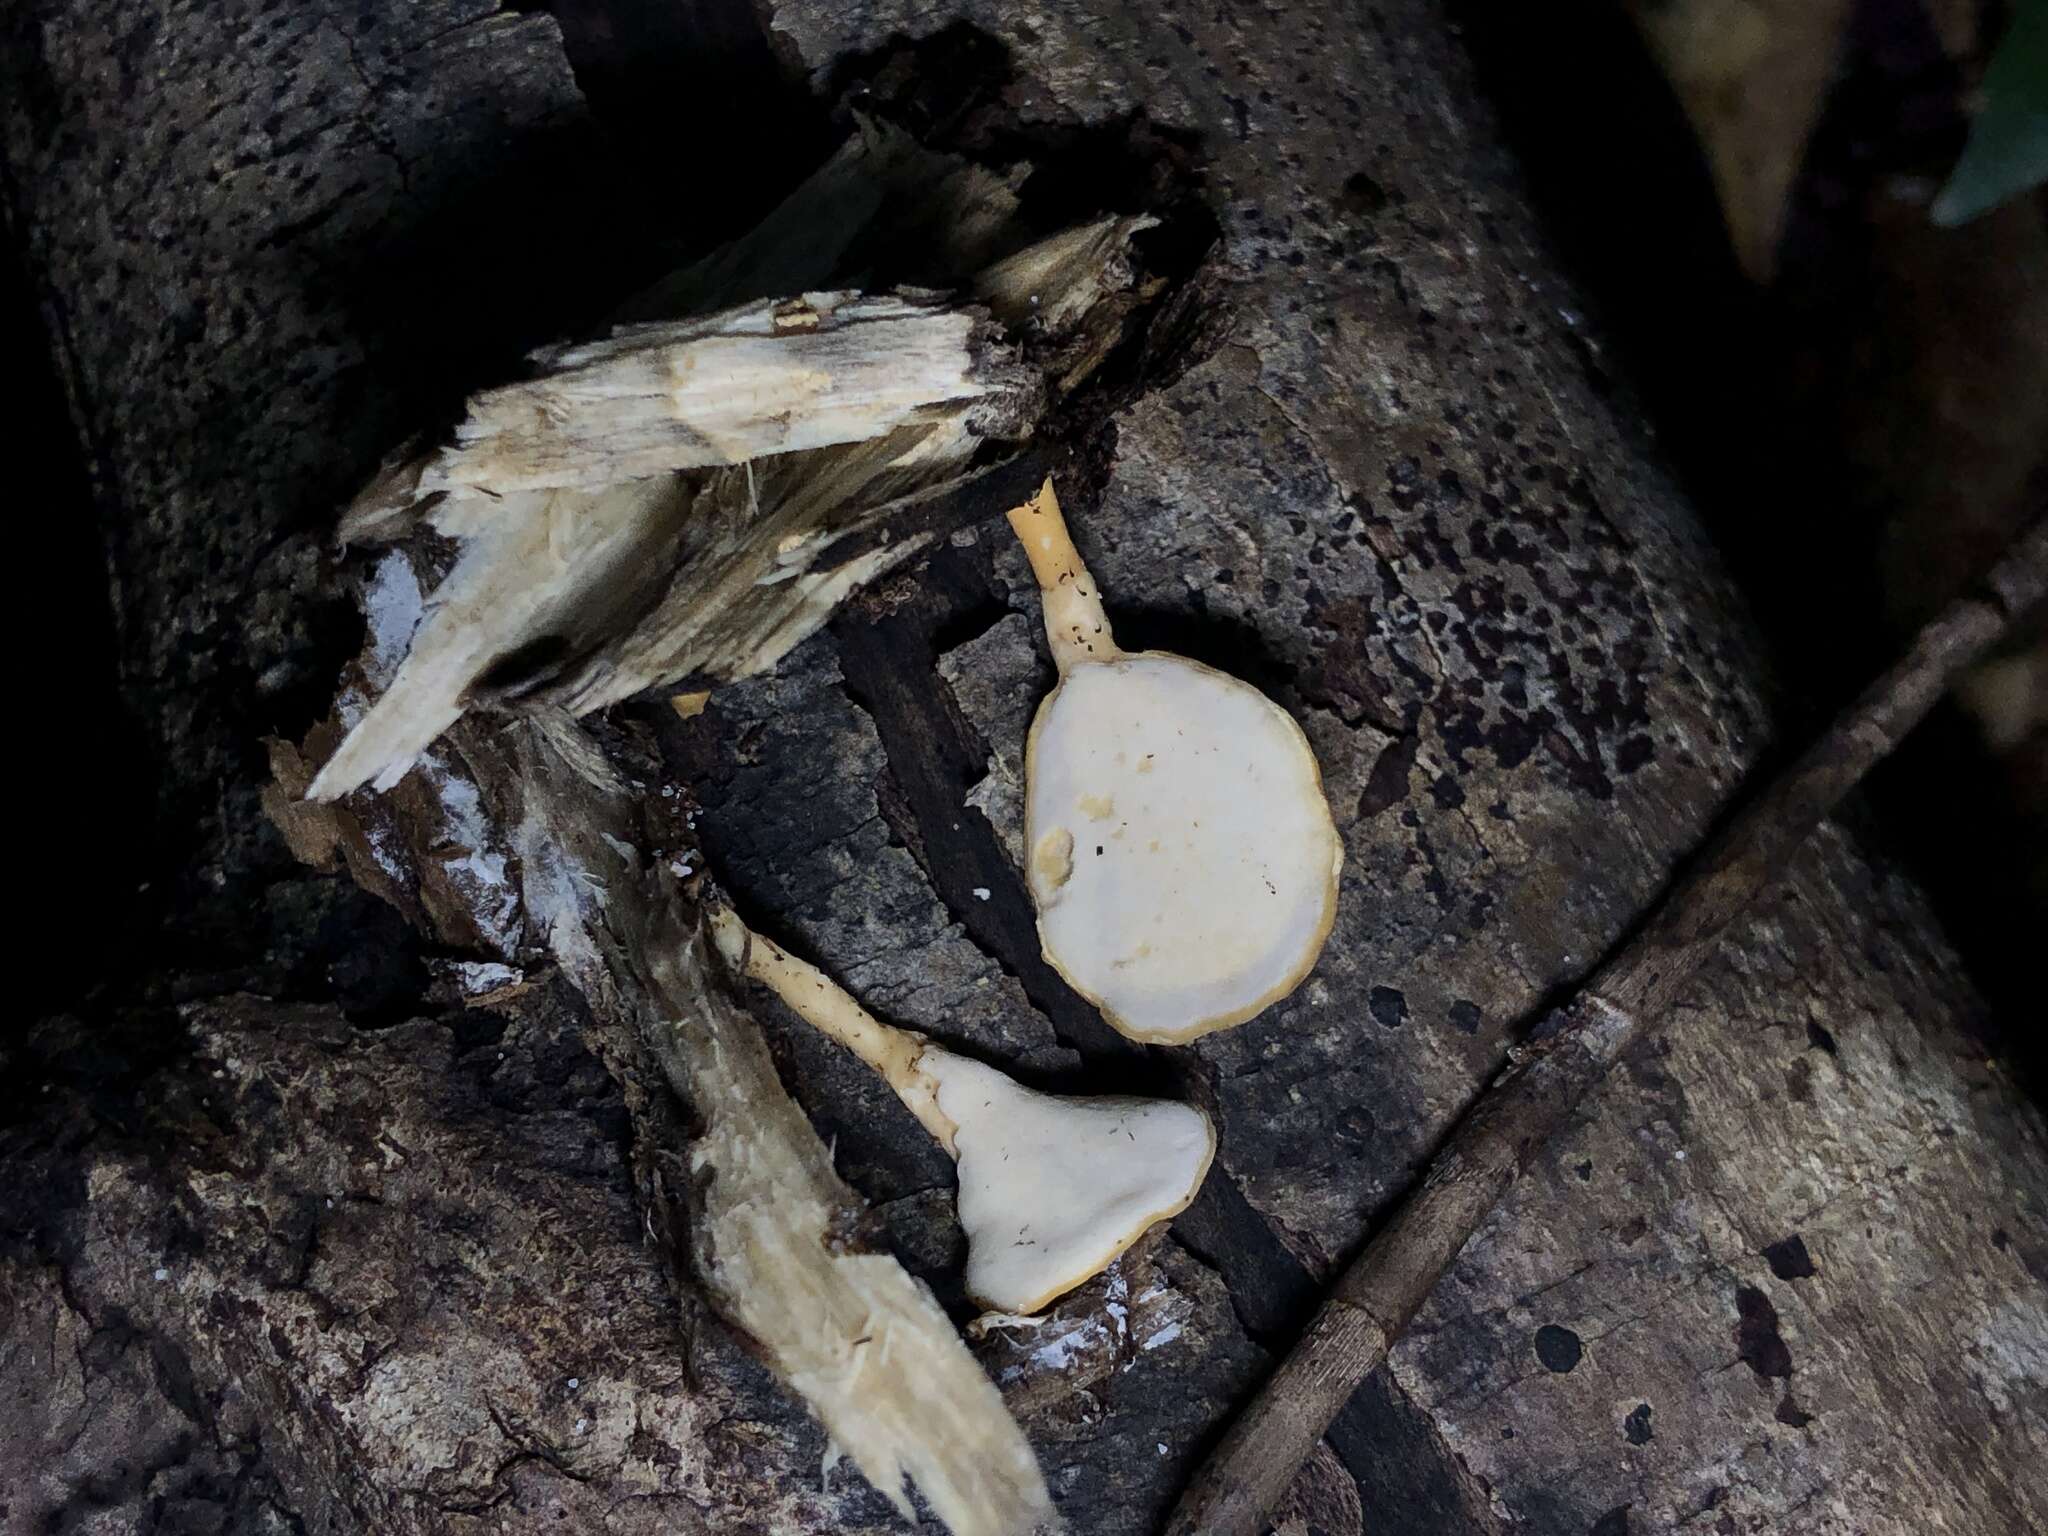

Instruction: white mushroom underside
[926,1052,1215,1314]
[1026,654,1341,1042]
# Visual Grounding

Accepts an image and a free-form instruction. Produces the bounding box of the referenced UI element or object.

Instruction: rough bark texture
[1170,522,2048,1536]
[5,4,2045,1536]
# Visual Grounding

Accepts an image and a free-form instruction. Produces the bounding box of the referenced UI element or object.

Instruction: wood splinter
[1168,516,2048,1536]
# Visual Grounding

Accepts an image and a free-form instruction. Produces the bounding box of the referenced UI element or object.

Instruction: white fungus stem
[708,907,955,1150]
[1008,478,1118,673]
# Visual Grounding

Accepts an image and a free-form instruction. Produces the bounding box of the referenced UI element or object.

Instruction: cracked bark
[6,1,2047,1535]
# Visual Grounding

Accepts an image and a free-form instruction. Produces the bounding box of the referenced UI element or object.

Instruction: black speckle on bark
[1590,1504,1631,1536]
[1356,730,1419,819]
[1762,1234,1816,1280]
[1369,986,1410,1029]
[1574,1159,1594,1182]
[1734,1286,1793,1380]
[1615,734,1655,773]
[1806,1019,1839,1054]
[1784,1056,1814,1103]
[1774,1395,1814,1428]
[1534,1324,1582,1373]
[1448,999,1483,1034]
[1339,170,1389,215]
[1623,1403,1653,1444]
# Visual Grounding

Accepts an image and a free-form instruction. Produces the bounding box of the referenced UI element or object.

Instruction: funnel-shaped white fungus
[1010,481,1343,1044]
[710,908,1216,1314]
[924,1052,1215,1315]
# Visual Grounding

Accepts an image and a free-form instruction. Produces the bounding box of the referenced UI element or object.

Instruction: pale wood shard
[975,215,1163,393]
[419,294,1017,504]
[506,722,1060,1536]
[312,476,695,799]
[977,216,1157,337]
[533,438,1058,719]
[338,291,1025,544]
[282,685,1061,1536]
[309,203,1160,802]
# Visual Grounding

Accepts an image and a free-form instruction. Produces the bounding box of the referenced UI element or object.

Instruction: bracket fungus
[1010,481,1343,1044]
[709,908,1216,1315]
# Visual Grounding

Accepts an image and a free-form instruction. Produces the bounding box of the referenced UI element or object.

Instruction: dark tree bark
[4,3,2044,1536]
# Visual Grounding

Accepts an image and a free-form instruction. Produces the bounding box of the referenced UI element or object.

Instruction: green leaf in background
[1932,2,2048,226]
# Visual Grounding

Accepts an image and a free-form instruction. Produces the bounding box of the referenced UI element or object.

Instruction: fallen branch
[1167,515,2048,1536]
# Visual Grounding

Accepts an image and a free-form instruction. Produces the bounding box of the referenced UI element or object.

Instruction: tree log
[4,3,2044,1535]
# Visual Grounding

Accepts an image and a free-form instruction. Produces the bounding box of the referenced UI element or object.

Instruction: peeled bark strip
[640,917,1058,1534]
[281,675,1059,1533]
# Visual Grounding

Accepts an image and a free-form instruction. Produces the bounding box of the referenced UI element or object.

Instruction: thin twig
[1167,516,2048,1536]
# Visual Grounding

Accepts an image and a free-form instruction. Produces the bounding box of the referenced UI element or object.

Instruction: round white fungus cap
[1025,653,1342,1044]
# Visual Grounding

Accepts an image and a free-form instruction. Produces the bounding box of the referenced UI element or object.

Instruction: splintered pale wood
[540,431,1012,718]
[429,297,1015,504]
[636,909,1057,1536]
[340,293,1019,540]
[307,703,1062,1536]
[1168,515,2048,1536]
[309,292,1033,802]
[312,140,1165,804]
